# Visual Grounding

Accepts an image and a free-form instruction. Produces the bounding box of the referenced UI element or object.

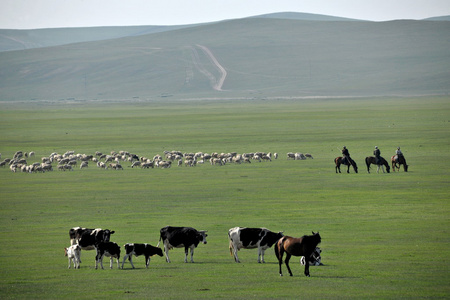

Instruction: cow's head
[197,231,208,244]
[95,229,115,243]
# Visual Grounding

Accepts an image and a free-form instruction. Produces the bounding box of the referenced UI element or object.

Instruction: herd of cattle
[66,226,322,277]
[1,150,313,172]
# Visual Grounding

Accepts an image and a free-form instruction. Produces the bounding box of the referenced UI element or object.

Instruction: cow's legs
[145,255,150,268]
[187,245,195,263]
[110,257,113,269]
[164,245,171,263]
[231,244,240,263]
[122,254,134,269]
[95,253,102,269]
[285,253,293,276]
[259,248,266,263]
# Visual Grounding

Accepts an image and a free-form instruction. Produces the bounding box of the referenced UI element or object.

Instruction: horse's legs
[304,258,311,277]
[278,248,284,276]
[284,253,293,276]
[346,164,350,173]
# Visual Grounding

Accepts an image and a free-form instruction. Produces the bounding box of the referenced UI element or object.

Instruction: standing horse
[365,156,390,173]
[275,232,321,277]
[335,157,358,173]
[391,155,408,172]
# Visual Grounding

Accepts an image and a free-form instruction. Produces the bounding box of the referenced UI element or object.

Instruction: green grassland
[0,97,449,299]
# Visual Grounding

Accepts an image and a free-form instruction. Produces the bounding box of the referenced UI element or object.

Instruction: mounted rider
[373,146,381,165]
[395,147,404,162]
[341,146,351,165]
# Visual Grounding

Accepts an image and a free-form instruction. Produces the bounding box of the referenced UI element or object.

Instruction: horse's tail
[274,239,280,259]
[274,237,284,260]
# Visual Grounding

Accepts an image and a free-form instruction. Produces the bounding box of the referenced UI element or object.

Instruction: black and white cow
[228,227,284,263]
[122,243,163,269]
[95,241,121,269]
[300,247,323,266]
[70,227,115,250]
[158,226,208,263]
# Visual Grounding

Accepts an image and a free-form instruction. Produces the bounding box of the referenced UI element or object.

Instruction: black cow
[95,241,121,269]
[158,226,208,263]
[73,228,115,250]
[122,243,163,269]
[228,227,284,263]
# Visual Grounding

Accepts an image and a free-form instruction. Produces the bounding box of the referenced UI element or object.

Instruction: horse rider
[395,146,404,162]
[342,146,351,165]
[373,146,381,164]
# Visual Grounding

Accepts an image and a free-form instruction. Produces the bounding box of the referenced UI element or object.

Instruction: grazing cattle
[158,226,208,263]
[228,227,284,263]
[70,227,115,250]
[300,247,323,266]
[122,243,163,269]
[95,242,121,269]
[64,244,81,269]
[275,232,322,277]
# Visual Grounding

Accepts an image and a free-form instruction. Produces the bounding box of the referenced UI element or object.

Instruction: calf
[300,247,323,266]
[95,242,121,269]
[64,244,81,269]
[228,227,284,263]
[122,243,163,269]
[158,226,208,263]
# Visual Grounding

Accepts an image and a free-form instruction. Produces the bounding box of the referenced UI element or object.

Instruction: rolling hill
[0,14,449,101]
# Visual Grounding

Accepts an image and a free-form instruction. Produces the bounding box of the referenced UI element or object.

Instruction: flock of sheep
[0,150,313,173]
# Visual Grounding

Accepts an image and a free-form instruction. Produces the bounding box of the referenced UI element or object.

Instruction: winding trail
[194,44,227,91]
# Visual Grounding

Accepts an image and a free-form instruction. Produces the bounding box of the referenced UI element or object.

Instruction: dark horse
[335,157,358,173]
[365,156,390,173]
[391,155,408,172]
[275,232,321,277]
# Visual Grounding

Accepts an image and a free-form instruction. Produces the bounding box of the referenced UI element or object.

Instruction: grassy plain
[0,97,449,299]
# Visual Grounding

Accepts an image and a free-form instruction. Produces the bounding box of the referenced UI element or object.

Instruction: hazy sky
[1,0,449,29]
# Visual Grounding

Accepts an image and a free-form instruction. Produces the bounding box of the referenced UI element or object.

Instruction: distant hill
[0,12,364,53]
[423,15,450,21]
[252,11,363,21]
[0,24,196,52]
[0,17,449,101]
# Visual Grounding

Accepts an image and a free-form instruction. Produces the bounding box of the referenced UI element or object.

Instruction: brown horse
[365,156,390,173]
[275,232,321,277]
[391,155,408,172]
[335,157,358,173]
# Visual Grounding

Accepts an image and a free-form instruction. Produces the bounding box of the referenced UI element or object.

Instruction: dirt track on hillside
[189,44,227,91]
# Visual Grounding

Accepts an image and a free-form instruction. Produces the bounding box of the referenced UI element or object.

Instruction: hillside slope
[0,18,449,101]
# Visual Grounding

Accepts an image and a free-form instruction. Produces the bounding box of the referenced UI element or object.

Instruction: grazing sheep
[131,161,141,168]
[159,161,171,169]
[97,161,107,169]
[42,163,53,171]
[295,153,306,160]
[109,163,123,170]
[287,152,296,160]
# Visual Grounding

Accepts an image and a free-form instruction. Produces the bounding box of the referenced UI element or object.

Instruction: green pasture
[0,97,449,299]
